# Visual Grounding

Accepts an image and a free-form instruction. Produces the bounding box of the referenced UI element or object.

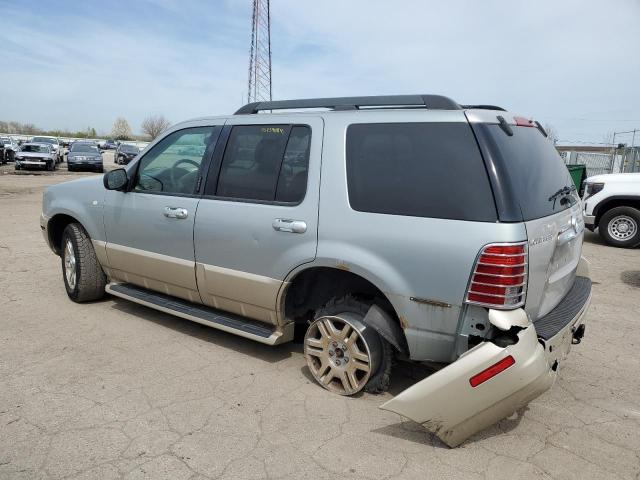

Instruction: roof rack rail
[460,104,506,111]
[234,94,461,115]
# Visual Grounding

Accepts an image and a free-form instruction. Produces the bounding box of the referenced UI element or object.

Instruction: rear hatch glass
[473,123,583,319]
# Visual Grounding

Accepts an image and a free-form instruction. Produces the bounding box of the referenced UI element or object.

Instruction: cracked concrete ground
[1,164,639,480]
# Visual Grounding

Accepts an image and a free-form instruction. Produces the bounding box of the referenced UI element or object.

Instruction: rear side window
[346,123,497,221]
[479,125,576,221]
[216,125,310,203]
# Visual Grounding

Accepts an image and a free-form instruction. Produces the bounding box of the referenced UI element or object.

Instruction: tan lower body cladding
[95,241,283,324]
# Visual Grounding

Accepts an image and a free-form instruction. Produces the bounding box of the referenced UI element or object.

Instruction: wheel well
[48,214,79,255]
[283,267,399,326]
[595,198,640,226]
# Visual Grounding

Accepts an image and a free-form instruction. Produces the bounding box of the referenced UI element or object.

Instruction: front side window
[215,125,311,203]
[346,122,497,221]
[133,127,217,195]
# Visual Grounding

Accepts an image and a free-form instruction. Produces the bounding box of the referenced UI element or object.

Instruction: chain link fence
[562,151,615,177]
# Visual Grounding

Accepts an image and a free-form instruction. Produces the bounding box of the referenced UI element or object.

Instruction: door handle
[164,207,188,219]
[272,218,307,234]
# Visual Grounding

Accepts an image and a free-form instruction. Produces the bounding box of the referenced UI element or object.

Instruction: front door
[103,125,221,303]
[194,116,323,324]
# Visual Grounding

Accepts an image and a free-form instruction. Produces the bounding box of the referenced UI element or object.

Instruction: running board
[106,282,293,345]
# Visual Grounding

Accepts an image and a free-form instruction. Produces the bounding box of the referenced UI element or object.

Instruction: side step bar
[106,282,293,345]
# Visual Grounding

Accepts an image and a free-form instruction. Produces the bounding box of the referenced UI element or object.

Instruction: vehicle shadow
[109,296,295,364]
[621,270,640,288]
[583,230,606,246]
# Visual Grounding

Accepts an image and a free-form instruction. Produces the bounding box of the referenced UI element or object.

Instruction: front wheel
[304,296,393,395]
[61,223,107,302]
[599,206,640,248]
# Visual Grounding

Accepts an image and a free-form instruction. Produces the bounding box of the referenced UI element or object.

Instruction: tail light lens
[465,243,528,309]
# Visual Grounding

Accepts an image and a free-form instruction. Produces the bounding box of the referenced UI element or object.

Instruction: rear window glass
[481,125,576,221]
[346,122,497,221]
[215,125,310,203]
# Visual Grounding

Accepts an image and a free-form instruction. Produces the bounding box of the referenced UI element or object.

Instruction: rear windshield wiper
[548,185,576,208]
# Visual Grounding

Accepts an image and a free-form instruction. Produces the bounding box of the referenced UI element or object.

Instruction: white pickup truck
[583,173,640,248]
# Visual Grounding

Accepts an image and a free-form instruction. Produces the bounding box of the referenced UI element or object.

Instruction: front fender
[42,177,107,249]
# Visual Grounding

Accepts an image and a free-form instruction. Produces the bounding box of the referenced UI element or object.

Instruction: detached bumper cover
[380,269,591,447]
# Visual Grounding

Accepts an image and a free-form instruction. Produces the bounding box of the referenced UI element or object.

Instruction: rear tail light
[465,242,528,309]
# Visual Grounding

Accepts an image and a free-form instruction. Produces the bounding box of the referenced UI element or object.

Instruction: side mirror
[103,168,129,191]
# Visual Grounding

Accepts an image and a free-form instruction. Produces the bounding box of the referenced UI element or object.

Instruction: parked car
[0,136,19,162]
[102,139,119,150]
[40,95,591,447]
[15,143,57,170]
[67,142,104,172]
[582,172,640,248]
[114,143,140,165]
[31,136,63,163]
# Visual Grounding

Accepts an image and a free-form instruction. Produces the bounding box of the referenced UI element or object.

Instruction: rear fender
[380,308,554,447]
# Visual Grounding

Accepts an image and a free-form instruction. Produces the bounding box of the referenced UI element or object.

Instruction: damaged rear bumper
[380,269,591,447]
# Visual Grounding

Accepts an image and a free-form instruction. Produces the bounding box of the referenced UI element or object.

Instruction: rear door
[472,120,584,319]
[194,116,323,324]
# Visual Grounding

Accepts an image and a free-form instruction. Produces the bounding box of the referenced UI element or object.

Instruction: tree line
[0,115,171,141]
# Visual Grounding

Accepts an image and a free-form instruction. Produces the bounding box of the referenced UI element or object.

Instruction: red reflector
[513,116,534,127]
[475,264,525,276]
[483,245,525,255]
[469,356,516,387]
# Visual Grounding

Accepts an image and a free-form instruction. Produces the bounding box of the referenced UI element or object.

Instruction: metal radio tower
[247,0,272,103]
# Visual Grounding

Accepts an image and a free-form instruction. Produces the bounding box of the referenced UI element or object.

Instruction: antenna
[247,0,272,103]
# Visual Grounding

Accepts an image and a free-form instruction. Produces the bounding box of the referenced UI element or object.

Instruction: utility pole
[247,0,272,103]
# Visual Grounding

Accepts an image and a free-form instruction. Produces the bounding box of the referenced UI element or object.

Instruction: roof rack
[234,94,462,115]
[460,104,506,112]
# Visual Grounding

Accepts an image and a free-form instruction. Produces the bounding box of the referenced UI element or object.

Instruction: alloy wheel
[304,315,380,395]
[64,239,77,290]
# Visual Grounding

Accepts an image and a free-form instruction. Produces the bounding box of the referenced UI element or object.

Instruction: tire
[118,156,124,165]
[61,223,107,302]
[15,164,20,171]
[47,161,54,171]
[304,296,394,395]
[7,151,14,162]
[599,206,640,248]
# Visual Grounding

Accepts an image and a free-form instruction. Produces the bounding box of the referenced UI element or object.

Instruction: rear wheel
[599,206,640,248]
[304,296,393,395]
[61,223,106,302]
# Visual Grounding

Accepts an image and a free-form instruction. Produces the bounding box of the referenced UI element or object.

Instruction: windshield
[22,144,49,153]
[0,138,9,144]
[32,137,55,144]
[71,144,99,153]
[475,124,576,221]
[121,145,138,153]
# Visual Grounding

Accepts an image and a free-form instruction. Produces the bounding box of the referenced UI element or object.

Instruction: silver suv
[41,95,591,446]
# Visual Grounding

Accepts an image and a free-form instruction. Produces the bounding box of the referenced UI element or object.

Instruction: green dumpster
[566,164,587,195]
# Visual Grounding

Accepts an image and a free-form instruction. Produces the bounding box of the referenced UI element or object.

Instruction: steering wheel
[170,158,200,188]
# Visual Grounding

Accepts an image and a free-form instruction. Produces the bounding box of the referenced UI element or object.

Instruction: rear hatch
[469,115,584,320]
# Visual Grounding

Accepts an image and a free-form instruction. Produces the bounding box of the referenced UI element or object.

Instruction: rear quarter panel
[315,111,528,363]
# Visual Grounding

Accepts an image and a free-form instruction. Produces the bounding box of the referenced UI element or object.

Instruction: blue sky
[1,0,639,144]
